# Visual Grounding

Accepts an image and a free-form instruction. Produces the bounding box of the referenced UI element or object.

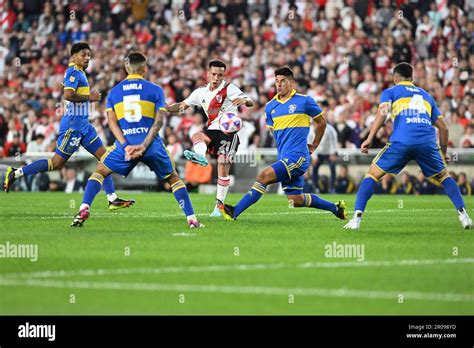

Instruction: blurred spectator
[26,134,47,152]
[376,174,398,194]
[397,171,415,194]
[63,167,83,193]
[459,124,474,148]
[335,164,356,194]
[447,113,467,147]
[3,132,26,157]
[311,122,338,193]
[457,172,472,195]
[166,132,183,163]
[414,171,437,195]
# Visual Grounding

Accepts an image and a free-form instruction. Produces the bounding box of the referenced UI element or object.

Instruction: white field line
[0,208,470,220]
[0,277,471,302]
[2,258,473,280]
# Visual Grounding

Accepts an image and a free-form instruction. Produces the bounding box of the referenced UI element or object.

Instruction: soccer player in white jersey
[167,60,254,217]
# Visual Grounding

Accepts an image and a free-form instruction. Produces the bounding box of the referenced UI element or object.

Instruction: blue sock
[441,176,465,210]
[171,180,195,216]
[22,159,50,176]
[102,175,115,195]
[354,176,377,212]
[83,173,104,206]
[234,181,267,217]
[302,194,337,213]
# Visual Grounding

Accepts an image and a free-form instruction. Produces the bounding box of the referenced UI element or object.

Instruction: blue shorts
[102,141,174,179]
[271,153,310,195]
[55,123,103,158]
[373,142,446,177]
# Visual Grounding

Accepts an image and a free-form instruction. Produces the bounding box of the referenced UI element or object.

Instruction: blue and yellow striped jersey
[106,74,166,145]
[265,89,323,158]
[63,63,90,123]
[380,81,442,145]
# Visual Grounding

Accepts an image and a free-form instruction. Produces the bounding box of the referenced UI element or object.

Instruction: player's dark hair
[393,62,413,79]
[70,42,91,56]
[274,67,294,79]
[127,52,147,66]
[208,60,226,70]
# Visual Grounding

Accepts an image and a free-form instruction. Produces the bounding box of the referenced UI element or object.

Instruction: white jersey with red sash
[184,80,247,130]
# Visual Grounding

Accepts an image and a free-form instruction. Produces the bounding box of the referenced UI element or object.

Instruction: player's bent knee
[256,171,273,185]
[50,156,66,170]
[432,169,449,184]
[96,163,111,178]
[94,147,106,160]
[367,165,385,181]
[165,172,180,184]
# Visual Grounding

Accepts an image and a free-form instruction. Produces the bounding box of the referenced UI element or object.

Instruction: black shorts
[203,129,240,159]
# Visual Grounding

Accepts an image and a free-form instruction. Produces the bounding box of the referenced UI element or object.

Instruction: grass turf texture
[0,192,473,315]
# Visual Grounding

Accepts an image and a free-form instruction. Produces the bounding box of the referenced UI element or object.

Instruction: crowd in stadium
[0,0,473,193]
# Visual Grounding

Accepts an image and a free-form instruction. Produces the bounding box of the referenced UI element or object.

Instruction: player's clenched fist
[360,139,372,154]
[90,89,101,101]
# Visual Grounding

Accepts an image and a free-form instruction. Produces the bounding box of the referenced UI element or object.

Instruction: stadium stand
[0,0,473,193]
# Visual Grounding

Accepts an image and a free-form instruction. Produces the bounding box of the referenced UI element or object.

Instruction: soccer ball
[219,112,242,133]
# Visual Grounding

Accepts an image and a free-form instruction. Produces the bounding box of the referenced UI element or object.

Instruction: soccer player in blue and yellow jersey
[344,62,472,229]
[221,67,347,221]
[71,52,204,228]
[3,42,134,210]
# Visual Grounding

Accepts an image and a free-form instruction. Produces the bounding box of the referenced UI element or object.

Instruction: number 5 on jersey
[124,95,142,123]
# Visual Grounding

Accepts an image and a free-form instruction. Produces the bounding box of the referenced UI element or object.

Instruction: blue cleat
[184,150,208,167]
[210,200,224,217]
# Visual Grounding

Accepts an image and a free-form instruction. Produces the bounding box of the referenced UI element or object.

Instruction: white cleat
[343,217,361,230]
[459,212,472,230]
[189,220,205,229]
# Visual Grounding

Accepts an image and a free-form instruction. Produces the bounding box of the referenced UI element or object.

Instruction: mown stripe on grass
[2,258,473,279]
[0,208,471,220]
[0,277,471,302]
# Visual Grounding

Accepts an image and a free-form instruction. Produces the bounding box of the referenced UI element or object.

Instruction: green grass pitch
[0,192,473,315]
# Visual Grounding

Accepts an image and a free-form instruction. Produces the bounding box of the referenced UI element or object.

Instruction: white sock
[193,141,207,157]
[107,193,117,202]
[216,176,230,204]
[14,168,24,178]
[186,214,197,222]
[354,210,363,218]
[80,203,90,211]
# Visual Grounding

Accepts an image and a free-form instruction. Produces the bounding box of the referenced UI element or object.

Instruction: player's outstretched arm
[308,115,327,154]
[361,103,389,153]
[166,101,189,114]
[435,118,450,162]
[232,96,254,108]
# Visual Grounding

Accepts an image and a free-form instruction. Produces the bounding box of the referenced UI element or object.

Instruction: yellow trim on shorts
[59,129,72,152]
[279,160,292,179]
[372,143,391,164]
[100,144,116,162]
